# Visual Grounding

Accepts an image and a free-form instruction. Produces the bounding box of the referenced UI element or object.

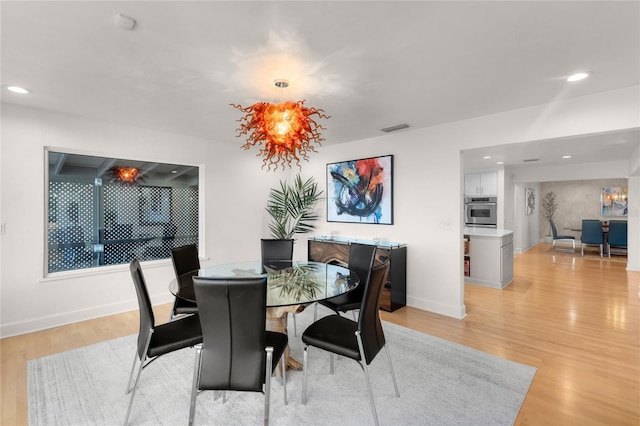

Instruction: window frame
[44,147,202,277]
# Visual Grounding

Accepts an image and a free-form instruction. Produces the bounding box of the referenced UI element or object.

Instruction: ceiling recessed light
[5,85,30,94]
[496,161,504,165]
[567,72,591,82]
[483,156,491,159]
[562,155,572,159]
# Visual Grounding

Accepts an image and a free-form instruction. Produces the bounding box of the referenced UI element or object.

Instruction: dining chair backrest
[550,220,559,239]
[581,219,603,244]
[608,220,628,247]
[170,244,201,277]
[261,239,294,263]
[192,276,268,391]
[357,262,390,365]
[129,258,155,360]
[346,243,377,302]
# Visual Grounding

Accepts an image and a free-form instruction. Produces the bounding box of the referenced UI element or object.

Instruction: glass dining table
[169,260,360,370]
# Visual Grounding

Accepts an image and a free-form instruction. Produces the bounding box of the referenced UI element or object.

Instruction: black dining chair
[261,238,296,333]
[169,244,200,320]
[301,263,399,426]
[261,239,294,265]
[550,220,575,252]
[314,243,377,321]
[124,258,203,425]
[189,276,288,426]
[581,219,604,256]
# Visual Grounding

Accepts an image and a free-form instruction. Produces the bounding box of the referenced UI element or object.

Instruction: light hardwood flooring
[2,243,638,425]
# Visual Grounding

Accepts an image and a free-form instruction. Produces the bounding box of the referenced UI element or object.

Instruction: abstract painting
[327,155,393,224]
[601,187,628,217]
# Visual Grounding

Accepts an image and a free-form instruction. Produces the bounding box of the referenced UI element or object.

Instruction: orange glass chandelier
[231,80,329,171]
[107,166,144,184]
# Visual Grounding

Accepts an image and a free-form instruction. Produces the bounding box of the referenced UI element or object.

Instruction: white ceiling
[2,1,639,167]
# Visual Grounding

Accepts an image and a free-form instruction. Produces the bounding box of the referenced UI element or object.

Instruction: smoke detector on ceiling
[114,13,136,31]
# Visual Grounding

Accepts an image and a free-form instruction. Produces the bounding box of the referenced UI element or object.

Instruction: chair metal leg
[188,346,203,426]
[281,352,287,405]
[125,349,140,394]
[124,356,147,425]
[384,345,400,397]
[264,347,273,426]
[313,302,318,321]
[302,345,309,405]
[124,332,153,425]
[356,331,379,426]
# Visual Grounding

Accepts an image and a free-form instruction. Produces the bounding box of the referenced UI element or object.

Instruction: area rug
[28,309,536,425]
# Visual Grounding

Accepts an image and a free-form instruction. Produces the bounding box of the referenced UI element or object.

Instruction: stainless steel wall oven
[465,196,497,227]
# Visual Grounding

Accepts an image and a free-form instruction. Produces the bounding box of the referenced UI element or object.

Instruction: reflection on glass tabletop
[169,260,360,307]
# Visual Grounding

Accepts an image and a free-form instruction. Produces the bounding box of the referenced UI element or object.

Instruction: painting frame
[139,186,172,225]
[601,187,628,217]
[326,154,394,225]
[525,187,535,216]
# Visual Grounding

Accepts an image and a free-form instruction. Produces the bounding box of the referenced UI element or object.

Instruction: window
[47,150,199,274]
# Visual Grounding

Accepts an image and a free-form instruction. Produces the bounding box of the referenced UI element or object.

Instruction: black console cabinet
[307,236,407,312]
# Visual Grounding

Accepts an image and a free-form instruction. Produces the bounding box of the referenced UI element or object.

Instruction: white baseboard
[0,293,174,338]
[406,296,466,319]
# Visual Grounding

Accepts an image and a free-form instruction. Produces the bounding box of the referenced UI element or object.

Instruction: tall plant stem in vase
[542,191,558,236]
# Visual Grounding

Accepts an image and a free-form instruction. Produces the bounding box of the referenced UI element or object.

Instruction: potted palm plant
[542,191,558,238]
[266,174,323,240]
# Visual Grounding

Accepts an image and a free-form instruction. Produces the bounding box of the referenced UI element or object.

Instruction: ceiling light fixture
[5,85,30,94]
[107,166,144,184]
[231,79,330,171]
[567,72,591,82]
[562,155,572,159]
[483,156,492,159]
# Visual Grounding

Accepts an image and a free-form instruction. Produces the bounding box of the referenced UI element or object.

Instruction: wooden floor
[2,243,638,425]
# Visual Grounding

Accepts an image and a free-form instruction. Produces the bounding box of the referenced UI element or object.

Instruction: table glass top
[169,260,359,307]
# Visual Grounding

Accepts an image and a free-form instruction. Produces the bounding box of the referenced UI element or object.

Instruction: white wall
[0,104,286,337]
[628,141,640,271]
[2,85,639,337]
[512,182,541,253]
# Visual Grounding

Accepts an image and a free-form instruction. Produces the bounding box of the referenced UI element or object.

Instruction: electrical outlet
[439,222,452,230]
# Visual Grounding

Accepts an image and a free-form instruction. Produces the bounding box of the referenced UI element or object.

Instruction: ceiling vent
[523,158,540,162]
[381,123,409,133]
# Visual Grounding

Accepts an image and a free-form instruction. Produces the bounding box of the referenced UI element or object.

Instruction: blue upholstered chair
[581,219,604,256]
[550,220,575,251]
[607,220,628,257]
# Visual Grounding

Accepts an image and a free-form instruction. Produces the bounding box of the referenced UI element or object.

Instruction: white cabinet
[464,172,497,196]
[464,230,513,289]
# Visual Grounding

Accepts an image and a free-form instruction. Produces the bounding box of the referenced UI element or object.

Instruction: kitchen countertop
[464,227,514,237]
